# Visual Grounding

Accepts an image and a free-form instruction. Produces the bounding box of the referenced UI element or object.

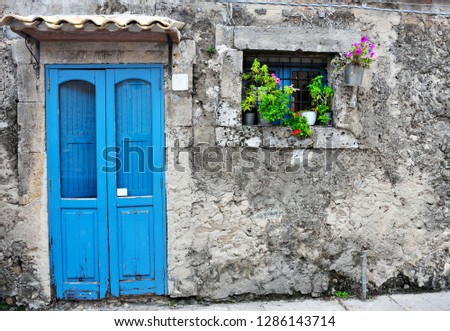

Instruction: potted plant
[284,110,311,138]
[332,35,378,86]
[242,59,297,126]
[307,75,334,125]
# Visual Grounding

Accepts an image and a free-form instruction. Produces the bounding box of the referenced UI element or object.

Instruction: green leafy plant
[258,83,296,122]
[307,75,334,125]
[241,58,270,113]
[206,45,217,54]
[242,59,297,123]
[334,291,351,299]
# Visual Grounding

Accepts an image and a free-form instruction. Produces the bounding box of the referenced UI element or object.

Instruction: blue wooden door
[106,68,166,296]
[47,65,166,299]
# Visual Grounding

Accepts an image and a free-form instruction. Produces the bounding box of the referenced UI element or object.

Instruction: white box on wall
[172,74,189,91]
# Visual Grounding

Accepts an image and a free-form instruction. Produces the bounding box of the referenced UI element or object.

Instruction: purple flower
[361,35,368,43]
[271,73,281,85]
[354,48,362,56]
[288,84,300,91]
[353,42,360,48]
[369,43,375,50]
[345,52,352,58]
[370,52,376,58]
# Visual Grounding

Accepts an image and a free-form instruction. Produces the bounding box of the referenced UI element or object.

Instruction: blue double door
[46,65,166,299]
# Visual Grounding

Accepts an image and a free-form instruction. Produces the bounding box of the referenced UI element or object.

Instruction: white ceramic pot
[301,111,317,126]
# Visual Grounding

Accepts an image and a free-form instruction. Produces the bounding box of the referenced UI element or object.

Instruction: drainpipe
[361,249,368,300]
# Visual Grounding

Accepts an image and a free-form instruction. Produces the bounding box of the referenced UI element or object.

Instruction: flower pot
[301,111,317,126]
[345,64,365,86]
[257,112,271,126]
[243,112,256,126]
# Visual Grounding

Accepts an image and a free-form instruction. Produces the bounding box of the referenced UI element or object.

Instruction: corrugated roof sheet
[0,14,185,42]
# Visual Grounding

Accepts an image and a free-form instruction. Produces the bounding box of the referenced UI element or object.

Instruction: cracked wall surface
[0,1,449,306]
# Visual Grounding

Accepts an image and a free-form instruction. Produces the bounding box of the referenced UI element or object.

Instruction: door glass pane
[115,79,152,197]
[59,80,97,198]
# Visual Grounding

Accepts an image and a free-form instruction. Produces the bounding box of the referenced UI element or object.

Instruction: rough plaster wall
[0,27,20,304]
[166,3,450,299]
[0,24,50,307]
[0,0,449,306]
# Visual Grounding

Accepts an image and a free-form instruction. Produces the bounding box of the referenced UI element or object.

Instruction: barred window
[243,51,331,125]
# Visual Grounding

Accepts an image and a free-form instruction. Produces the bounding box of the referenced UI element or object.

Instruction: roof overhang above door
[0,14,185,79]
[0,14,185,42]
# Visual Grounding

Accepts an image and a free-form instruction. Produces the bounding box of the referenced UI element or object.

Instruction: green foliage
[206,46,216,54]
[258,85,295,122]
[241,59,296,121]
[241,59,270,113]
[0,302,25,311]
[334,291,351,299]
[307,75,334,125]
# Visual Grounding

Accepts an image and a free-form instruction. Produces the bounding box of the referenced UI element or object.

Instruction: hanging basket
[345,64,365,87]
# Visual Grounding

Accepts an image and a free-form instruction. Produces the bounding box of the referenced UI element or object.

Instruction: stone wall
[0,1,449,307]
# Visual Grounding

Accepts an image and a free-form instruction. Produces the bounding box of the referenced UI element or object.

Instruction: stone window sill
[216,126,359,149]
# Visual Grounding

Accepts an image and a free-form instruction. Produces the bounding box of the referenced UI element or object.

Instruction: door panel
[115,79,153,196]
[118,207,155,279]
[62,209,98,280]
[47,65,166,299]
[59,80,97,198]
[47,69,108,300]
[107,68,165,296]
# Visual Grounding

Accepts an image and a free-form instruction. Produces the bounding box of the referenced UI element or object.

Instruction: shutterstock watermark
[100,139,347,174]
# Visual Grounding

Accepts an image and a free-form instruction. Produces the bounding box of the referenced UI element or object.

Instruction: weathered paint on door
[46,65,166,299]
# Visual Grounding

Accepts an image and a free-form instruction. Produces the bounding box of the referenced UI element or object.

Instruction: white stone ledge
[215,126,359,149]
[234,26,360,53]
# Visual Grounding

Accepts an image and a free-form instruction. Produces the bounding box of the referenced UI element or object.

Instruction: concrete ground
[54,291,450,311]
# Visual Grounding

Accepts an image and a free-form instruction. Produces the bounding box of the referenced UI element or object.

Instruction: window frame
[243,51,332,126]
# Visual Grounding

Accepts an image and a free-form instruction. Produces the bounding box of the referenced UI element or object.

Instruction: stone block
[17,102,45,153]
[11,40,31,65]
[166,92,193,127]
[193,125,216,146]
[177,40,196,65]
[254,8,267,16]
[217,101,240,127]
[41,41,167,64]
[166,126,193,148]
[16,64,44,102]
[18,152,44,205]
[234,26,360,52]
[215,25,234,48]
[216,126,262,147]
[313,127,359,149]
[219,49,243,101]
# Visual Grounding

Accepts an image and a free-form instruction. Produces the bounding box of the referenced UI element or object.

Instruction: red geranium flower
[293,129,301,137]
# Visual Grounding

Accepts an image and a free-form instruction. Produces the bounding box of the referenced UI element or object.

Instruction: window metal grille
[243,51,331,124]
